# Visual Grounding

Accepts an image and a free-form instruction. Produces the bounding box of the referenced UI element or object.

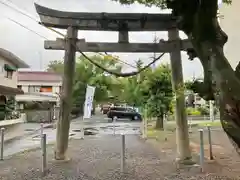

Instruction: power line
[0,0,138,69]
[0,0,64,38]
[1,0,164,73]
[6,16,48,39]
[0,0,37,22]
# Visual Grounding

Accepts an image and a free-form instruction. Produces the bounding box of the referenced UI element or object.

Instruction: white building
[219,0,240,69]
[0,48,29,95]
[16,71,62,104]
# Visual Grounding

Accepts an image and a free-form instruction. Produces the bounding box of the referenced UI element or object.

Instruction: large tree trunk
[190,22,240,154]
[165,0,240,156]
[209,44,240,154]
[155,115,164,130]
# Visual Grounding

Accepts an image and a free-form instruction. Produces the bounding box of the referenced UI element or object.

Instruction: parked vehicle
[101,104,111,114]
[107,107,142,121]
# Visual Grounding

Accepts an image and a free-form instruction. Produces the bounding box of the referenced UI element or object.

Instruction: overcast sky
[0,0,204,80]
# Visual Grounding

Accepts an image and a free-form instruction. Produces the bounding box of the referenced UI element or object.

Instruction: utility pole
[168,29,192,164]
[152,32,157,70]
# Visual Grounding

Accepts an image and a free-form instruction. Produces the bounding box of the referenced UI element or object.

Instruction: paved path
[3,115,141,157]
[4,122,52,143]
[0,135,231,180]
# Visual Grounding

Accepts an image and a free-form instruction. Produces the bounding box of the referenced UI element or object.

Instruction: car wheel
[113,116,118,122]
[133,115,138,120]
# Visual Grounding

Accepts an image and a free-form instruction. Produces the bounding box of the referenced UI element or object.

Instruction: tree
[119,63,173,129]
[47,54,123,114]
[47,60,64,74]
[144,64,173,129]
[113,0,240,155]
[120,60,152,106]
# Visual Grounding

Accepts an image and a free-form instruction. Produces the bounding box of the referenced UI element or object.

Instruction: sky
[0,0,204,80]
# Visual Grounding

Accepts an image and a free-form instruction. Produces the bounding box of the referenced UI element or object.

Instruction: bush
[197,106,209,115]
[186,107,201,115]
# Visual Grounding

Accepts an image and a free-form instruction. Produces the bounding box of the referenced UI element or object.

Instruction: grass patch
[147,128,167,140]
[195,121,221,127]
[147,123,175,141]
[145,120,221,140]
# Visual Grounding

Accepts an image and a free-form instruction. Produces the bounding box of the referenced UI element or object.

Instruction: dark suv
[107,107,142,121]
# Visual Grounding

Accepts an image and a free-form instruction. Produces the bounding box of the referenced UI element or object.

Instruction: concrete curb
[3,124,53,145]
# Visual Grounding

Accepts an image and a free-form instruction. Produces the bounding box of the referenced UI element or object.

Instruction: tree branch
[78,50,165,77]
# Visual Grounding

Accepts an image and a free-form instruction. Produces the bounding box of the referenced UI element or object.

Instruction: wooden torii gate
[35,3,193,162]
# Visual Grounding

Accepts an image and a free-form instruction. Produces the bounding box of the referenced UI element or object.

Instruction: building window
[40,86,52,92]
[28,86,40,93]
[5,71,13,79]
[4,64,16,79]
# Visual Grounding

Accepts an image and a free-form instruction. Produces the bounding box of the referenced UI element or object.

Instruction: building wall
[17,80,61,103]
[15,94,58,102]
[18,81,61,94]
[0,56,18,88]
[219,0,240,69]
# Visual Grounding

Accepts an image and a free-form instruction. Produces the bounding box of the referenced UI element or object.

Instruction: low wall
[0,114,27,143]
[0,113,26,127]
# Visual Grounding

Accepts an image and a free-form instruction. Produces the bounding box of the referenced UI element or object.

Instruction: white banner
[83,85,96,119]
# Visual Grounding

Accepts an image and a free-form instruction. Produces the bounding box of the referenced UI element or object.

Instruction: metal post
[143,119,146,139]
[141,118,144,138]
[189,116,192,133]
[207,126,214,160]
[81,116,84,139]
[209,100,214,122]
[142,108,147,139]
[120,134,126,173]
[40,123,43,136]
[199,129,204,172]
[163,114,167,141]
[113,117,117,135]
[41,134,47,175]
[0,128,5,160]
[144,116,148,139]
[40,123,43,148]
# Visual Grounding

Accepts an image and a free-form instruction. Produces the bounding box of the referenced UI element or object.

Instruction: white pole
[40,123,43,148]
[163,114,167,141]
[209,100,214,122]
[40,123,44,136]
[53,105,56,120]
[189,116,192,133]
[113,117,117,135]
[80,116,84,139]
[142,118,146,138]
[144,118,147,139]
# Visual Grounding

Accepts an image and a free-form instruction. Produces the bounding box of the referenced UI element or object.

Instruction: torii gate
[35,3,193,162]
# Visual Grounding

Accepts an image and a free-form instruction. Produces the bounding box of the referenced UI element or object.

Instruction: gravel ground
[0,134,239,180]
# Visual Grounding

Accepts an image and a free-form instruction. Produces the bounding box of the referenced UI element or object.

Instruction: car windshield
[126,108,135,112]
[110,107,126,111]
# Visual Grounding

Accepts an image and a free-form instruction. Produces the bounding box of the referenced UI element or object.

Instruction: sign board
[83,85,96,119]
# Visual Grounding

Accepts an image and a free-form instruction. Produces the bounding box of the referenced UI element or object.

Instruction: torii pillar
[168,28,192,164]
[55,27,78,160]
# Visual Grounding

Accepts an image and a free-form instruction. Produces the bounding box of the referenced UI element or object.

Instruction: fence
[25,107,60,123]
[167,115,220,121]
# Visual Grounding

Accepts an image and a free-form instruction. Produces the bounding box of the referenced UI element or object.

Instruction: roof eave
[0,48,30,68]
